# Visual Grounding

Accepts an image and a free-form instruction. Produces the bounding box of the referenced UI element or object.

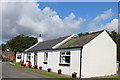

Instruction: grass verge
[9,62,77,80]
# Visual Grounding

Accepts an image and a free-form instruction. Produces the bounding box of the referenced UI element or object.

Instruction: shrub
[72,72,77,78]
[20,60,23,63]
[28,62,32,68]
[34,64,38,69]
[2,58,10,62]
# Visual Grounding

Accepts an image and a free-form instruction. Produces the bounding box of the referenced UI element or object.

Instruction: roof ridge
[78,30,104,37]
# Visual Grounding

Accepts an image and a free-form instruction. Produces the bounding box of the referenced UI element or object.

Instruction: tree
[109,31,118,43]
[6,34,37,57]
[0,44,7,51]
[109,31,120,61]
[117,34,120,61]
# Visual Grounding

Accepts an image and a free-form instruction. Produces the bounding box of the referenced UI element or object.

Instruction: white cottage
[16,52,24,62]
[23,30,117,78]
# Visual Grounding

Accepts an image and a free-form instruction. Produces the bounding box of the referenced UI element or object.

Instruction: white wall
[24,53,27,64]
[16,54,22,62]
[81,31,117,78]
[21,53,24,61]
[23,52,35,67]
[31,53,34,67]
[37,49,81,77]
[116,63,119,72]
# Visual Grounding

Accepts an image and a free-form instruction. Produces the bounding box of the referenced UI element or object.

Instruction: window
[17,55,21,59]
[44,52,48,64]
[26,54,31,62]
[59,51,71,66]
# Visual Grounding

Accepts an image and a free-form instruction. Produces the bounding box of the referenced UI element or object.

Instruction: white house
[23,30,117,78]
[16,52,24,62]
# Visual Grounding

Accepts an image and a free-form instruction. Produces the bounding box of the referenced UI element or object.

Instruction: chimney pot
[39,34,42,37]
[38,34,43,43]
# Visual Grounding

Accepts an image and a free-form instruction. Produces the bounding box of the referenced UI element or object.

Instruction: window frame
[34,52,37,65]
[26,54,31,62]
[43,52,48,64]
[17,54,21,59]
[59,51,71,66]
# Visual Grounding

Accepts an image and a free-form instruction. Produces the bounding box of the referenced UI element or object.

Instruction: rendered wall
[37,49,81,77]
[16,54,22,62]
[81,31,117,78]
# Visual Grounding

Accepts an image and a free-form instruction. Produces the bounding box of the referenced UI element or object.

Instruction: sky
[1,2,118,44]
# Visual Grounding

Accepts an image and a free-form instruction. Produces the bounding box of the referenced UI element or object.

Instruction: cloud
[1,2,86,42]
[1,0,37,2]
[88,9,113,32]
[101,19,118,32]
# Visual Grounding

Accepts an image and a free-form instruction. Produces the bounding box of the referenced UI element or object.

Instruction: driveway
[2,62,51,79]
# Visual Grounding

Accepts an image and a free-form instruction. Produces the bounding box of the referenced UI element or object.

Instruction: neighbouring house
[23,30,117,78]
[16,52,23,62]
[1,50,15,59]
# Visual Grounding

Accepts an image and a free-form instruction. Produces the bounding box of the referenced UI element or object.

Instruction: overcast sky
[1,2,118,44]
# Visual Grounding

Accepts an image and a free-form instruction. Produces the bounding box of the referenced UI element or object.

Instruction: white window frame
[26,54,31,62]
[44,52,48,64]
[60,51,71,66]
[17,54,21,59]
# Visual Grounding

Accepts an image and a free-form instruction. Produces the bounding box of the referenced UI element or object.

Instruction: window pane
[65,56,70,63]
[28,54,31,56]
[66,51,70,55]
[17,55,21,59]
[27,56,30,61]
[44,52,48,62]
[61,56,65,63]
[27,54,31,61]
[61,52,65,55]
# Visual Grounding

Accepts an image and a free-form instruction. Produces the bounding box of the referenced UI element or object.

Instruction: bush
[28,62,32,67]
[19,60,23,64]
[10,57,16,62]
[2,58,10,62]
[34,64,38,69]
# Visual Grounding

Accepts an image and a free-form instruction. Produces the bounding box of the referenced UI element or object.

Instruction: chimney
[37,34,43,43]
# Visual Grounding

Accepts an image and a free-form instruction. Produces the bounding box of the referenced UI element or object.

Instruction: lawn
[9,62,119,80]
[9,62,77,80]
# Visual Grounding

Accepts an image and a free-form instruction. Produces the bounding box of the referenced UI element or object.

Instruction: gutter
[80,46,83,79]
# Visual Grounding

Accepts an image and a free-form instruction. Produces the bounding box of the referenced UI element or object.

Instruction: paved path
[2,62,48,78]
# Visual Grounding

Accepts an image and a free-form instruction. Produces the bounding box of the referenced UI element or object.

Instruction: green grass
[94,74,119,80]
[10,63,77,80]
[111,74,120,80]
